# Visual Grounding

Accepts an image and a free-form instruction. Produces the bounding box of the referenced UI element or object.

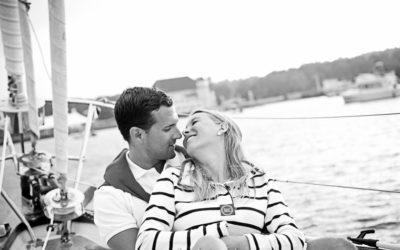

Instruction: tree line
[211,48,400,102]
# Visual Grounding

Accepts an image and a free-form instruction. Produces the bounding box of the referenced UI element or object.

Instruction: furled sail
[0,0,41,140]
[18,1,40,140]
[0,0,24,77]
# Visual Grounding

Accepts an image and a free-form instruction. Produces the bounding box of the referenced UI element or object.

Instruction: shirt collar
[125,152,155,179]
[125,151,184,179]
[178,161,265,187]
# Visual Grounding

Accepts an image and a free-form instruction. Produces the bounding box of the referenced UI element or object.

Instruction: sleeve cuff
[205,221,229,238]
[244,233,257,250]
[219,221,229,237]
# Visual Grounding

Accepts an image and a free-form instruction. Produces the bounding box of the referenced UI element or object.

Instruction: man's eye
[192,120,198,125]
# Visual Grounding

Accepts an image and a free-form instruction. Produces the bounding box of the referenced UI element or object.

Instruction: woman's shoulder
[243,162,266,178]
[161,165,181,179]
[244,164,277,186]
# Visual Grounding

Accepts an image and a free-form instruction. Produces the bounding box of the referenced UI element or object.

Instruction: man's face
[143,105,182,161]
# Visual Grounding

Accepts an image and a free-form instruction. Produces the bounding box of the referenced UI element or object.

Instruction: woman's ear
[217,122,228,135]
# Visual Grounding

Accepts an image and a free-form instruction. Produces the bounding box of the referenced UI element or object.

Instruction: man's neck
[128,148,164,171]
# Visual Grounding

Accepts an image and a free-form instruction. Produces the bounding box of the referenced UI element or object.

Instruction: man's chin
[168,147,177,159]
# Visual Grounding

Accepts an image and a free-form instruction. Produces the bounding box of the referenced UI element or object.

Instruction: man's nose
[174,127,183,139]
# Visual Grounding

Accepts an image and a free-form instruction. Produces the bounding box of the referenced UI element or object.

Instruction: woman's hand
[220,235,250,250]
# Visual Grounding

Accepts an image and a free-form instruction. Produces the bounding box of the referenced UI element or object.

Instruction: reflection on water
[228,96,400,243]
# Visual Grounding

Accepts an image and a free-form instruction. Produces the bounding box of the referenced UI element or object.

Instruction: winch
[18,150,57,221]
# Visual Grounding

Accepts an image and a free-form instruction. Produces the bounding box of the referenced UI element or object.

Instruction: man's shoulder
[107,148,129,168]
[94,185,147,207]
[95,185,125,200]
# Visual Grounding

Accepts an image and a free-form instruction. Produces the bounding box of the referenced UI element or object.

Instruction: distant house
[322,78,352,96]
[153,77,216,114]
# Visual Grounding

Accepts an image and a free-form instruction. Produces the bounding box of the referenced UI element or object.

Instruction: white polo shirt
[93,151,184,245]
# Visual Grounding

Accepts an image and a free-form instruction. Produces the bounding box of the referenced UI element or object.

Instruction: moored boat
[342,64,400,104]
[342,80,400,104]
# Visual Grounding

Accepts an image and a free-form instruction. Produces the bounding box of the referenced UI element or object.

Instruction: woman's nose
[183,128,190,136]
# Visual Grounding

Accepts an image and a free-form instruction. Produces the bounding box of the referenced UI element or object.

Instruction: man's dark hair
[114,87,173,142]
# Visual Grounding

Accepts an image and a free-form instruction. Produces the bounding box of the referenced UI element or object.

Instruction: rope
[178,112,400,119]
[26,13,51,80]
[42,212,54,250]
[272,179,400,194]
[230,112,400,120]
[23,164,400,194]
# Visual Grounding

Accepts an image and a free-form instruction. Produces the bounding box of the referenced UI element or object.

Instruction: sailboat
[0,0,109,249]
[0,1,399,250]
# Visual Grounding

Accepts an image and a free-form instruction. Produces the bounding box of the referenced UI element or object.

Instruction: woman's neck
[194,150,229,183]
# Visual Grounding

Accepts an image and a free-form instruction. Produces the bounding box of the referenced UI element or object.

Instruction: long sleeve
[244,179,305,250]
[135,168,229,250]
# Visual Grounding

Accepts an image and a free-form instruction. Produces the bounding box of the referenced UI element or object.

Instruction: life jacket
[99,146,188,202]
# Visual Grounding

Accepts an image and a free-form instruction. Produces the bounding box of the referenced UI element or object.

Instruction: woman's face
[183,112,221,155]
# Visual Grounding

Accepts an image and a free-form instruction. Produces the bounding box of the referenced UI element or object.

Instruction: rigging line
[42,212,54,250]
[178,112,400,119]
[230,112,400,120]
[272,179,400,194]
[25,12,52,80]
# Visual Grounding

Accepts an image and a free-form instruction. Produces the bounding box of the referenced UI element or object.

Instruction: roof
[153,77,196,92]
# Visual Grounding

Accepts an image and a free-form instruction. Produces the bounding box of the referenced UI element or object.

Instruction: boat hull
[343,87,400,103]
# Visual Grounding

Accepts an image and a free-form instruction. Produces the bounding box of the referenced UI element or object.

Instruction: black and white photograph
[0,0,399,249]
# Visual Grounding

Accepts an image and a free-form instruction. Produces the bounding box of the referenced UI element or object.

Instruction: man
[94,87,186,250]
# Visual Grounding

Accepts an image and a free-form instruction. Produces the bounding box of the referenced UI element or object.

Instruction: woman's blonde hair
[181,109,250,200]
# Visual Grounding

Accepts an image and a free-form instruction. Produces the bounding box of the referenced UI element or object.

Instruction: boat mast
[48,0,69,194]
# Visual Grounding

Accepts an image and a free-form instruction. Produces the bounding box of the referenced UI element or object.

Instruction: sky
[1,0,400,99]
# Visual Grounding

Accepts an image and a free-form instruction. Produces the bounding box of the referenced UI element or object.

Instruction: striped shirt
[136,166,305,250]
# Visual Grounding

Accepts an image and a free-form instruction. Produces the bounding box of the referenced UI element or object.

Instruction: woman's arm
[135,168,229,250]
[244,179,305,250]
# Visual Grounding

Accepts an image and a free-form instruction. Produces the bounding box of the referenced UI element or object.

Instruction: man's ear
[129,127,144,141]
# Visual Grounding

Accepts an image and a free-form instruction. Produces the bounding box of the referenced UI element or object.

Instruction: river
[227,96,400,243]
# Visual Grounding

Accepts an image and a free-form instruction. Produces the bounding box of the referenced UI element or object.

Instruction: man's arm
[94,186,143,249]
[107,228,138,250]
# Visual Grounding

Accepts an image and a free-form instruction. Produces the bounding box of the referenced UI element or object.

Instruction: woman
[135,109,305,250]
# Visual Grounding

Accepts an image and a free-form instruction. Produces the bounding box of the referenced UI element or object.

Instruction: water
[229,96,400,243]
[1,95,399,244]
